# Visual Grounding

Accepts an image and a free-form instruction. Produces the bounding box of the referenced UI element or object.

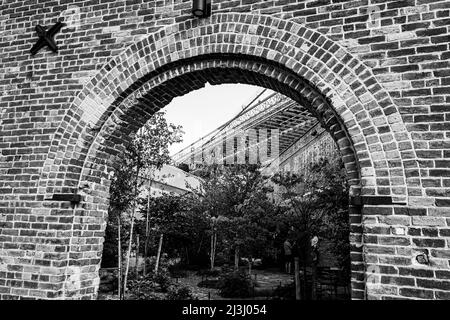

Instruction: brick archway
[39,13,418,300]
[3,13,424,300]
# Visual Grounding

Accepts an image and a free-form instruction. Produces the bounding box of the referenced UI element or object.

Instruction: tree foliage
[102,111,183,268]
[187,164,278,266]
[271,156,350,271]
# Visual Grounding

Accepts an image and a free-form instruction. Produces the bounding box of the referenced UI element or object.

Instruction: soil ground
[175,268,294,300]
[97,267,294,300]
[97,266,350,300]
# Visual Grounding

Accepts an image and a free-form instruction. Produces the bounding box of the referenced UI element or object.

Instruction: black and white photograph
[0,0,450,311]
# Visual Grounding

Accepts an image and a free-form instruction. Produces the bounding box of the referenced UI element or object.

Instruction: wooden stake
[144,174,152,276]
[210,232,214,270]
[155,233,164,274]
[135,234,140,277]
[234,246,240,271]
[312,262,317,300]
[294,257,301,300]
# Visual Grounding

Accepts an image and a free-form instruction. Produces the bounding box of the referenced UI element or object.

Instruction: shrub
[99,270,118,293]
[197,279,221,289]
[272,282,295,300]
[154,272,172,292]
[145,254,171,275]
[127,271,172,300]
[167,286,195,300]
[218,272,253,298]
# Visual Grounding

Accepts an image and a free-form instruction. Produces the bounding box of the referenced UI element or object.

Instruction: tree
[271,156,350,299]
[103,111,183,298]
[104,151,136,298]
[135,191,210,272]
[189,164,277,272]
[123,112,183,292]
[306,157,350,273]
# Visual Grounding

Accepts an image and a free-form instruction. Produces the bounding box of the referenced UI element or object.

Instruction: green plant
[218,271,253,298]
[127,271,173,300]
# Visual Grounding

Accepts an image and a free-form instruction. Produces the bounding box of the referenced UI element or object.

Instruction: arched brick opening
[5,13,420,300]
[65,60,367,298]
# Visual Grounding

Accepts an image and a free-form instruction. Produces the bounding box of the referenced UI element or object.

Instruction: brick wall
[0,0,449,300]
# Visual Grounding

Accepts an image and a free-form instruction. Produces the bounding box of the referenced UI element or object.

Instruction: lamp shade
[192,0,211,18]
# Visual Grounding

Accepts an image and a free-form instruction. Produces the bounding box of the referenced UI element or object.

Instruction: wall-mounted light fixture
[192,0,211,18]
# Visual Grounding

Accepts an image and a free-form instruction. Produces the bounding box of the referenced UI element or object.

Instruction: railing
[172,92,294,165]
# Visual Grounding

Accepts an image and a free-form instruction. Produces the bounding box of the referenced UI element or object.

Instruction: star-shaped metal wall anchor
[30,21,65,56]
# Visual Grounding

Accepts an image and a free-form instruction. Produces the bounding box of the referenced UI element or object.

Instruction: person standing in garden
[283,238,293,274]
[311,236,319,263]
